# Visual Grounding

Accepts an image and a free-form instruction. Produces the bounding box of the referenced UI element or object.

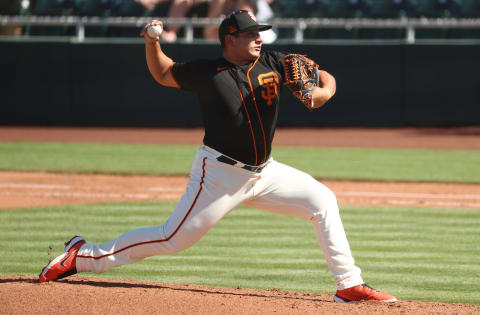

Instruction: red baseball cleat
[334,283,397,303]
[39,236,86,283]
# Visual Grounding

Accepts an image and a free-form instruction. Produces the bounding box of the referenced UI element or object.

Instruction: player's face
[231,30,263,61]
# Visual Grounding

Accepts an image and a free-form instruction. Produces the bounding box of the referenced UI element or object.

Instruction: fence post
[76,20,85,42]
[295,19,306,43]
[185,21,194,43]
[407,23,415,44]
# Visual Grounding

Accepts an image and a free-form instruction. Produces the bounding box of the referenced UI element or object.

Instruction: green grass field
[1,142,479,305]
[1,142,479,182]
[0,203,478,305]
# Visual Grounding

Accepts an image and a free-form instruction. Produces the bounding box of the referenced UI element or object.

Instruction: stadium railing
[1,15,480,43]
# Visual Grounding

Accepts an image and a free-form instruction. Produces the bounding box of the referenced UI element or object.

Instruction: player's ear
[225,34,236,47]
[225,34,232,46]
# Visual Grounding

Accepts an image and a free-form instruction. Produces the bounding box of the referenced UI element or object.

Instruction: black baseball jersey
[171,51,286,166]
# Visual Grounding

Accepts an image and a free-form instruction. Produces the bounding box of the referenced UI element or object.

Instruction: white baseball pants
[76,146,363,290]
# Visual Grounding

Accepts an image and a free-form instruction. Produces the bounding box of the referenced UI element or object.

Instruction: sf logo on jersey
[257,72,279,106]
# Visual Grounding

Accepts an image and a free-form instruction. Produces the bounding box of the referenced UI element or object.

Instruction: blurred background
[2,0,480,41]
[1,0,480,127]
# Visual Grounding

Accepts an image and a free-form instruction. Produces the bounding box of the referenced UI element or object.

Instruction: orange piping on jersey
[169,63,182,89]
[246,57,268,163]
[232,69,258,165]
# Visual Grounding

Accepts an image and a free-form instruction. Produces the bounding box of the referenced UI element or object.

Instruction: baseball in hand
[147,25,163,38]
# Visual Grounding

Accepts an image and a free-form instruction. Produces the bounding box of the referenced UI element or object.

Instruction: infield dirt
[1,127,479,314]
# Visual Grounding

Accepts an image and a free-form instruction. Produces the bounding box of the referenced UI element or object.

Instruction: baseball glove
[283,54,320,110]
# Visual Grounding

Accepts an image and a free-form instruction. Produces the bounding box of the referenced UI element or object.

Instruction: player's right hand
[140,20,163,44]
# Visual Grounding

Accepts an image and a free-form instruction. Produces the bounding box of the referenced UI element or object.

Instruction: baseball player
[39,10,396,303]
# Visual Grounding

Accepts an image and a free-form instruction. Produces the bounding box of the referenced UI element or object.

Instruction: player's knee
[309,186,339,220]
[323,186,338,205]
[311,180,338,203]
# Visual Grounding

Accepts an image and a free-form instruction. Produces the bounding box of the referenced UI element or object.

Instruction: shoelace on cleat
[361,283,380,293]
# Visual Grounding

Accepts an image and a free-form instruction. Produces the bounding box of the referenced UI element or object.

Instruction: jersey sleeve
[171,60,205,92]
[264,51,286,83]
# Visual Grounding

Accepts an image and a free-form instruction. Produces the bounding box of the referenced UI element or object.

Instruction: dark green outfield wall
[1,40,479,127]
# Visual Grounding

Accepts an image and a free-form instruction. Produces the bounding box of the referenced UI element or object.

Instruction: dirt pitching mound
[2,275,479,315]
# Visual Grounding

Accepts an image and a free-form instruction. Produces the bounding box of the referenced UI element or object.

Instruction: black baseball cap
[218,10,272,44]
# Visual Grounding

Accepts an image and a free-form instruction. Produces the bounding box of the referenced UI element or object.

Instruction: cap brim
[240,24,272,33]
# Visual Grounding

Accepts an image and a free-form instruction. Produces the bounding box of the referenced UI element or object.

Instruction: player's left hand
[283,54,320,110]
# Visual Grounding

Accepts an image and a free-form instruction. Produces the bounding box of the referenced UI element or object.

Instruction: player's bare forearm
[312,70,336,109]
[145,41,177,87]
[142,20,178,88]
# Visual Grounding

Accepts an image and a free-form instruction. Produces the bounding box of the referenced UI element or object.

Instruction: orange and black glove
[283,54,320,110]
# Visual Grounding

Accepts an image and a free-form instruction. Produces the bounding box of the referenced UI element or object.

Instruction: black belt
[217,155,266,173]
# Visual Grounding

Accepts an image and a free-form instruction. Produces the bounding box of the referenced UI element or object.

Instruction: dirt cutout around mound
[1,127,479,314]
[1,172,480,210]
[1,126,480,149]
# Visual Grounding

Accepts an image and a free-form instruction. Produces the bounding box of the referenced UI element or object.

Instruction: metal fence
[2,15,480,43]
